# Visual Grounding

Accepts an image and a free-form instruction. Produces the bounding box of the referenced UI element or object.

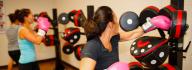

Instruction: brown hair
[8,13,16,23]
[83,6,113,40]
[15,8,31,23]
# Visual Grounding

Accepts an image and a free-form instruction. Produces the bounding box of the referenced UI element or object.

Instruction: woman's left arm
[119,27,144,41]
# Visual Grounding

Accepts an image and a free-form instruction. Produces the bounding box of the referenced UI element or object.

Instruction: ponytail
[15,9,31,23]
[83,18,99,40]
[8,13,16,23]
[83,6,113,41]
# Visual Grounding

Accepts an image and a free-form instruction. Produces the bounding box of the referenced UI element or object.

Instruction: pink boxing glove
[107,62,130,70]
[37,17,51,36]
[141,15,171,33]
[151,15,171,30]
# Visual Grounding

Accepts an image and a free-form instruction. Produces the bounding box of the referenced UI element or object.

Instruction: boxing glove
[107,62,130,70]
[37,17,51,36]
[141,15,171,33]
[128,62,143,70]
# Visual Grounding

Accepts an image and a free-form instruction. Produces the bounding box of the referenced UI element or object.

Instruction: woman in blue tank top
[16,9,50,70]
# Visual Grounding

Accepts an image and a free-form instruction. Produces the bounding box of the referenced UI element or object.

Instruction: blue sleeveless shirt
[18,27,36,64]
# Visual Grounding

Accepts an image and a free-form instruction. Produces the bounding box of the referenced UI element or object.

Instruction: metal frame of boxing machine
[52,9,65,70]
[168,0,191,70]
[168,0,184,70]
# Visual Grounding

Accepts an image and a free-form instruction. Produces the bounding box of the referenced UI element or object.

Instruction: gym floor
[0,59,78,70]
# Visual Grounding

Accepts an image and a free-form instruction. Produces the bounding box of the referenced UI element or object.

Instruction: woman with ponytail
[17,9,50,70]
[80,6,144,70]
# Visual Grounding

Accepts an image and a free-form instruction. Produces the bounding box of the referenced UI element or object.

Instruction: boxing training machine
[36,7,85,69]
[117,0,191,70]
[52,7,87,69]
[168,0,190,70]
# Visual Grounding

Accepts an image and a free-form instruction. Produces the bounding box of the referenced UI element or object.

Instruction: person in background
[6,10,20,70]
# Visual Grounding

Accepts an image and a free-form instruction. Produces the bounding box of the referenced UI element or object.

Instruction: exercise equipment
[52,9,65,70]
[42,35,54,46]
[169,10,187,39]
[107,62,130,70]
[39,12,52,22]
[33,12,52,23]
[62,42,74,55]
[61,27,81,44]
[171,0,184,10]
[87,5,94,19]
[68,10,77,22]
[129,4,189,69]
[74,10,86,27]
[74,44,85,60]
[159,5,176,35]
[158,63,177,70]
[43,8,86,70]
[34,14,39,21]
[58,12,69,25]
[139,6,166,38]
[130,36,169,69]
[119,11,139,31]
[168,1,185,70]
[168,10,189,70]
[68,10,86,27]
[141,15,171,33]
[139,6,159,26]
[159,5,176,19]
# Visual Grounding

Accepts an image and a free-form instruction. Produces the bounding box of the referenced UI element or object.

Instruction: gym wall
[56,0,192,70]
[0,0,56,66]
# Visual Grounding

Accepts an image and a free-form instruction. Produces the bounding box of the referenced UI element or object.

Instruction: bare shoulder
[18,27,30,39]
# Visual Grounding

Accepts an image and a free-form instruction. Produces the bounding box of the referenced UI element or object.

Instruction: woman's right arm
[119,27,144,41]
[19,27,43,45]
[80,57,96,70]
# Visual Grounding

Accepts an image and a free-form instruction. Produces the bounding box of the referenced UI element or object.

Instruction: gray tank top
[6,25,20,51]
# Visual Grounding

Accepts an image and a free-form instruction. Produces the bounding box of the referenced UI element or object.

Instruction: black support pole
[171,0,184,10]
[87,5,94,19]
[169,0,184,70]
[52,8,64,70]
